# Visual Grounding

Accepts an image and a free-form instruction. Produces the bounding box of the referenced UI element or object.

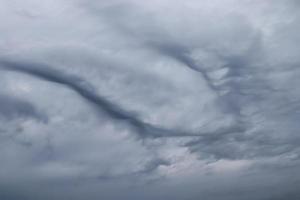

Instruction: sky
[0,0,300,199]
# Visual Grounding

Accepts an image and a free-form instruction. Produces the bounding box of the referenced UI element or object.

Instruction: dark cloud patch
[0,94,47,122]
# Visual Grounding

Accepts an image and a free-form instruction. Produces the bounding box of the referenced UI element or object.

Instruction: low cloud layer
[1,0,300,199]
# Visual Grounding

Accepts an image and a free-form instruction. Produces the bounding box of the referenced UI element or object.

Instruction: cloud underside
[1,0,300,199]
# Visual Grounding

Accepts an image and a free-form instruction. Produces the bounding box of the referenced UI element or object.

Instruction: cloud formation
[1,0,300,199]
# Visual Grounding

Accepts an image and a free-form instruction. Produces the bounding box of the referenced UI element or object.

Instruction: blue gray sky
[0,0,300,199]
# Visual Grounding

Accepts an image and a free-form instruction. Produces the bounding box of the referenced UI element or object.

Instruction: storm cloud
[1,0,300,199]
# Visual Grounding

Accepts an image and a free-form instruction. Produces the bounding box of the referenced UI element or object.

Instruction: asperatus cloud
[0,0,300,199]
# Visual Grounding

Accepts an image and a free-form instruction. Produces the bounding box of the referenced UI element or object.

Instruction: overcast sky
[0,0,300,199]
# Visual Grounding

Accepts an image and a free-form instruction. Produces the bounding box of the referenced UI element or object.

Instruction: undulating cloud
[1,0,300,199]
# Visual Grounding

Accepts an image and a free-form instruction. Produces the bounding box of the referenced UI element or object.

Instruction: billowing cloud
[1,0,300,199]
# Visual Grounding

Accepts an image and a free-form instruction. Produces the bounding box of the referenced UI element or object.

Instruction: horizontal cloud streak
[0,59,243,139]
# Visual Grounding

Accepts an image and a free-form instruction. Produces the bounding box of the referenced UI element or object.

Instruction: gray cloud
[0,59,239,138]
[0,0,300,199]
[0,94,46,122]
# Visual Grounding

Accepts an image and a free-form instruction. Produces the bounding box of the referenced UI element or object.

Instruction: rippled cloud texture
[1,0,300,199]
